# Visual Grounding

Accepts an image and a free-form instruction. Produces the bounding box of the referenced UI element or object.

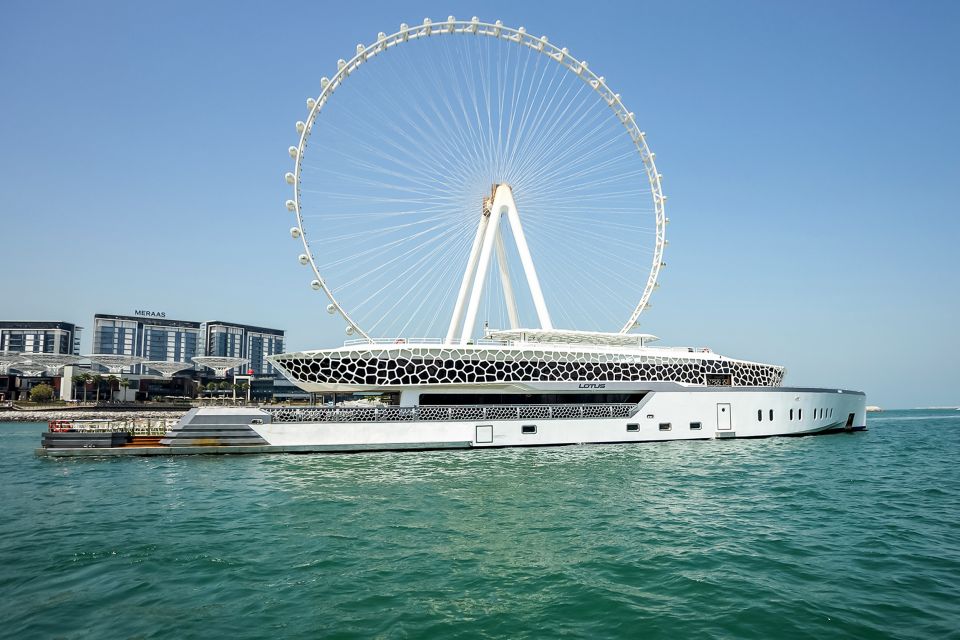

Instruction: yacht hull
[167,388,866,451]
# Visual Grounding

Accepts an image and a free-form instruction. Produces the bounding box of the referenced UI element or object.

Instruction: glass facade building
[92,314,203,374]
[0,322,81,355]
[202,322,285,375]
[91,314,284,376]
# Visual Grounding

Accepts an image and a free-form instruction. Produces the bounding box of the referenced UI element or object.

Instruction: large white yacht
[161,18,867,451]
[157,327,865,452]
[42,19,867,457]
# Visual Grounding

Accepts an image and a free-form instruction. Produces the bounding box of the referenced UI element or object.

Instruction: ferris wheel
[285,17,666,343]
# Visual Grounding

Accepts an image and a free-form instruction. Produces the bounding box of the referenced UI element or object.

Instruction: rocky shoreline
[0,409,190,423]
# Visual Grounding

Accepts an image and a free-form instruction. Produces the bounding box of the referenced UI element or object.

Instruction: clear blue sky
[1,1,957,408]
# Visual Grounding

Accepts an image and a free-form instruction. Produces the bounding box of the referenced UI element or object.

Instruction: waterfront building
[92,314,202,374]
[202,321,284,375]
[90,313,284,377]
[0,321,81,355]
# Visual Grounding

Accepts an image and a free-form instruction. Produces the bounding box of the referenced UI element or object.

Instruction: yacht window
[789,409,794,420]
[690,422,702,430]
[769,409,774,421]
[251,419,263,425]
[659,423,672,431]
[798,409,802,420]
[706,373,732,386]
[626,423,640,432]
[521,425,537,435]
[757,410,762,422]
[646,414,654,419]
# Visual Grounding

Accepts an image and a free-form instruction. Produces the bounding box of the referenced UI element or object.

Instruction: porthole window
[690,422,702,430]
[659,423,672,431]
[521,425,537,435]
[626,423,640,432]
[758,410,762,422]
[798,409,802,420]
[789,409,794,420]
[769,409,774,421]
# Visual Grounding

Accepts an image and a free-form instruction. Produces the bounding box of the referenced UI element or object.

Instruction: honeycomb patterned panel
[273,346,785,389]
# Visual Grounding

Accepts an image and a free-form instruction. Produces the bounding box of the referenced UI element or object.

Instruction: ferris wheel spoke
[366,235,474,335]
[334,217,471,297]
[507,76,598,175]
[358,222,475,332]
[511,107,621,189]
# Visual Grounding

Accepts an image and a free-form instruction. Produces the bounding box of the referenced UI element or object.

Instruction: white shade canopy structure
[192,357,249,377]
[16,353,82,374]
[142,361,192,378]
[10,368,46,378]
[286,17,667,343]
[0,352,26,374]
[85,354,146,373]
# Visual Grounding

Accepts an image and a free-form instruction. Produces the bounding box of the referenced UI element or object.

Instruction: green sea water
[1,411,958,639]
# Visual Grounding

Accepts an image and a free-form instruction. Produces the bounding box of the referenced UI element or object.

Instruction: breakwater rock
[0,409,189,423]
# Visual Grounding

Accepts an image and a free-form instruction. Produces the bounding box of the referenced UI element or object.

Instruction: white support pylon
[494,227,520,330]
[445,211,490,343]
[460,199,503,344]
[501,186,552,331]
[454,184,553,344]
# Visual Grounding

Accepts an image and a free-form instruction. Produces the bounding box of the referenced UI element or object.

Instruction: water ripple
[2,412,959,638]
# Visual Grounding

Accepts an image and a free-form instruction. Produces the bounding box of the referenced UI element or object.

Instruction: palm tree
[91,374,103,403]
[71,374,86,402]
[106,375,119,402]
[119,378,130,402]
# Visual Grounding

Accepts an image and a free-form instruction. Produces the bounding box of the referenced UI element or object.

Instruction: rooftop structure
[484,329,660,348]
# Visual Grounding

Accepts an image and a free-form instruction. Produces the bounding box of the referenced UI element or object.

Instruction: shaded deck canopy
[485,328,659,348]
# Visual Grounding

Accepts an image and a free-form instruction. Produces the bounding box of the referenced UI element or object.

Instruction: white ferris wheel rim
[284,16,667,341]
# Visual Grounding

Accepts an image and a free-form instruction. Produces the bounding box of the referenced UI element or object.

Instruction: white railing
[265,404,636,423]
[48,418,177,436]
[337,337,715,354]
[341,337,508,347]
